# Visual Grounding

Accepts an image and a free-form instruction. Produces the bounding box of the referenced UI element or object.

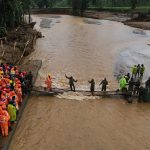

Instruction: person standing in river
[145,77,150,90]
[100,78,108,92]
[136,64,141,78]
[131,65,137,79]
[88,79,95,96]
[128,77,134,94]
[133,79,141,95]
[140,64,145,79]
[65,74,77,92]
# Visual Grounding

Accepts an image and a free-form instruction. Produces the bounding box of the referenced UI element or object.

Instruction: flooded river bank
[10,15,150,150]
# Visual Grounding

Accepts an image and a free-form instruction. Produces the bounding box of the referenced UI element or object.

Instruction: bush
[0,27,7,38]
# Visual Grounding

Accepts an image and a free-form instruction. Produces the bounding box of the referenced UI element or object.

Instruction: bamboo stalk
[14,41,17,52]
[17,40,30,65]
[0,40,3,50]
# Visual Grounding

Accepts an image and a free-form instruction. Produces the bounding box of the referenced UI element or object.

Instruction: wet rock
[133,29,146,35]
[83,19,101,25]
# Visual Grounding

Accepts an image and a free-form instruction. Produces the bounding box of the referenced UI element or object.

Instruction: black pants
[136,71,140,78]
[70,84,75,92]
[140,73,143,79]
[90,87,95,96]
[102,85,106,91]
[134,87,139,95]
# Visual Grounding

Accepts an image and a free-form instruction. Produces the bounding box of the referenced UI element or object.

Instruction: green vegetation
[0,0,33,31]
[32,0,150,14]
[0,27,7,38]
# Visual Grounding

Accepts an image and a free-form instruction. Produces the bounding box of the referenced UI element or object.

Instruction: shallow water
[10,15,150,150]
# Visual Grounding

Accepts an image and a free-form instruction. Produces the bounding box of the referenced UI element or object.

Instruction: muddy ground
[0,23,42,64]
[83,11,150,30]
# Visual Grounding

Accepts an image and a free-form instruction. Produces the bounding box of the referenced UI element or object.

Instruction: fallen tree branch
[17,40,30,64]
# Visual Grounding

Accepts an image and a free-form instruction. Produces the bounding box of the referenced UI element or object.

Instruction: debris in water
[57,91,101,101]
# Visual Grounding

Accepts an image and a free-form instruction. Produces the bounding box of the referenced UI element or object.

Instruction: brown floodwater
[10,15,150,150]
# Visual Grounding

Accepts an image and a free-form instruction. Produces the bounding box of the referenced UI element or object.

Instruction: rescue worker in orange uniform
[45,74,52,91]
[0,67,4,77]
[0,105,10,137]
[15,84,22,103]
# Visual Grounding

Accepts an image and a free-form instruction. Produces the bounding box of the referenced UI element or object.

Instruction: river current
[10,15,150,150]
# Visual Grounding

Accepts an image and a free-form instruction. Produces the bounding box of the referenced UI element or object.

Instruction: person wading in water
[88,79,95,96]
[65,74,77,92]
[100,78,108,92]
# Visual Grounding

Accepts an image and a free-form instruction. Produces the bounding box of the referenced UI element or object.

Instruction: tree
[131,0,137,9]
[0,0,34,28]
[71,0,89,15]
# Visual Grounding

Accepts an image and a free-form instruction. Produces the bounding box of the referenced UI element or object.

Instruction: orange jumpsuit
[1,94,8,105]
[45,76,52,91]
[0,107,10,137]
[15,87,22,103]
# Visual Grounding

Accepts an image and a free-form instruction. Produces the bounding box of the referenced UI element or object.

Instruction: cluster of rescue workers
[118,64,147,102]
[45,74,108,95]
[0,63,33,137]
[45,64,149,103]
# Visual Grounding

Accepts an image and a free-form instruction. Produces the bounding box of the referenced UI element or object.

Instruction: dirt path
[124,22,150,30]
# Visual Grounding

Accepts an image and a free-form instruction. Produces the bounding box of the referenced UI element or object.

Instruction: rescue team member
[0,63,33,137]
[119,76,127,91]
[145,77,150,90]
[65,74,77,92]
[133,79,141,95]
[88,79,95,96]
[140,64,145,79]
[131,65,137,79]
[7,100,17,123]
[100,78,108,92]
[45,74,52,91]
[0,105,10,137]
[136,64,141,78]
[27,71,33,87]
[128,77,134,93]
[138,86,146,103]
[125,73,130,83]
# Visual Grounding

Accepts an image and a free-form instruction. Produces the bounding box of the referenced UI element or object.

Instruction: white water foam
[57,91,101,101]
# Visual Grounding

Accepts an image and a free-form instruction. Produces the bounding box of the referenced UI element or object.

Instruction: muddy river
[10,15,150,150]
